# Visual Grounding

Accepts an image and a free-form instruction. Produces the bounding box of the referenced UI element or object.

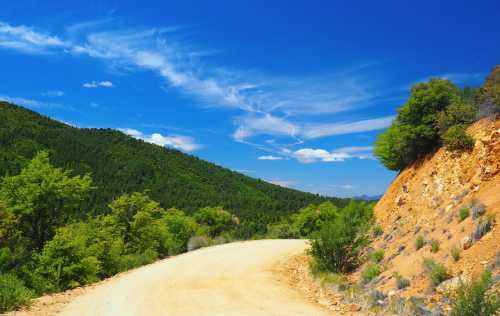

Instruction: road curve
[58,239,332,316]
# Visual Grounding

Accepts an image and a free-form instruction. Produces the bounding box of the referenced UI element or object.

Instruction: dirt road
[56,239,332,316]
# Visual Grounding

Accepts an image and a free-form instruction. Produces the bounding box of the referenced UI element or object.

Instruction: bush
[415,235,425,250]
[442,125,475,151]
[372,224,384,237]
[450,270,499,316]
[430,240,440,253]
[361,263,382,284]
[0,273,33,312]
[187,236,210,251]
[423,258,451,286]
[458,208,470,222]
[266,222,299,239]
[309,202,372,273]
[291,202,338,237]
[451,247,461,262]
[370,249,384,263]
[194,207,235,237]
[394,272,411,289]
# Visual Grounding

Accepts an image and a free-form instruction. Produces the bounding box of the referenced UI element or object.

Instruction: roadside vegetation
[374,65,500,171]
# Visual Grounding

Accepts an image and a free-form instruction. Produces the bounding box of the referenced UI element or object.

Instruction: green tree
[34,222,102,291]
[107,192,170,257]
[291,202,338,237]
[162,208,197,255]
[0,151,92,251]
[375,79,477,170]
[194,206,235,237]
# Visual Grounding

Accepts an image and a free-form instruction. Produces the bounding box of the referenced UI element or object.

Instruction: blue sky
[1,1,499,197]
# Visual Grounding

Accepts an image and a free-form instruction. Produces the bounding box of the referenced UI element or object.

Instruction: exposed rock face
[369,118,500,297]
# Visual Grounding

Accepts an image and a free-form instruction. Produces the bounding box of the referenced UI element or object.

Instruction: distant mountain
[353,194,382,201]
[0,102,349,235]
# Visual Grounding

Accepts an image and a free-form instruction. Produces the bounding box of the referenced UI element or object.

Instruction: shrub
[415,235,425,250]
[451,247,461,262]
[423,258,451,286]
[291,202,339,237]
[372,224,384,237]
[309,202,372,273]
[442,125,475,151]
[430,240,440,253]
[194,207,234,237]
[361,263,382,284]
[450,270,499,316]
[187,236,210,251]
[0,273,33,312]
[370,249,384,263]
[394,272,411,289]
[266,222,299,239]
[458,208,470,222]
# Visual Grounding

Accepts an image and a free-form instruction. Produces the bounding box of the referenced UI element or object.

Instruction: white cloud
[329,184,355,190]
[257,155,284,161]
[303,116,395,140]
[82,80,114,88]
[285,145,374,164]
[268,179,296,187]
[233,114,299,141]
[0,94,62,109]
[0,20,398,152]
[41,90,64,97]
[119,128,200,152]
[0,22,68,54]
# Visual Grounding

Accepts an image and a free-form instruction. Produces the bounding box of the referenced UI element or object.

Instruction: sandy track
[56,239,332,316]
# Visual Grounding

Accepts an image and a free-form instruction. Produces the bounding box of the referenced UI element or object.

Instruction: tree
[374,79,478,170]
[291,202,339,237]
[107,192,170,257]
[0,151,92,251]
[162,208,197,255]
[193,206,235,237]
[477,65,500,116]
[34,222,102,291]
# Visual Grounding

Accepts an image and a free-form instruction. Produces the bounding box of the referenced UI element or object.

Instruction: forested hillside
[0,102,346,233]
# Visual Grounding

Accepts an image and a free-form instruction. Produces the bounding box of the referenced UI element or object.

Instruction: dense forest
[0,102,349,237]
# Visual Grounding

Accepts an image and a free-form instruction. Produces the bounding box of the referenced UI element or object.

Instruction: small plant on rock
[449,270,499,316]
[362,263,382,284]
[370,249,384,263]
[423,258,451,286]
[458,208,470,222]
[430,240,440,253]
[415,235,425,250]
[451,247,461,262]
[394,272,411,289]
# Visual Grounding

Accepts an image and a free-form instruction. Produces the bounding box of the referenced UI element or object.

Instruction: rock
[349,303,361,312]
[461,236,472,250]
[369,289,386,301]
[471,203,486,220]
[471,219,491,242]
[388,289,398,298]
[436,275,467,294]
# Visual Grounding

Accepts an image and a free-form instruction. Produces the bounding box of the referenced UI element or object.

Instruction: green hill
[0,102,347,234]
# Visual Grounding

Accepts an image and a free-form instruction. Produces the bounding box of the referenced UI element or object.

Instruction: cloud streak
[119,128,200,152]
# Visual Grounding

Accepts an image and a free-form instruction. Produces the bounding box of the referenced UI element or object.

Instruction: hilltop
[0,102,347,236]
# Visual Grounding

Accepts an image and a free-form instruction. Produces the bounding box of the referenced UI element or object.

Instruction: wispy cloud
[82,80,114,88]
[0,94,63,109]
[268,179,296,187]
[0,20,398,159]
[119,128,200,152]
[0,22,68,54]
[41,90,64,97]
[257,155,284,161]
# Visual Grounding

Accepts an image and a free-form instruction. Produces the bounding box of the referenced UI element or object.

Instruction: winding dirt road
[57,239,332,316]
